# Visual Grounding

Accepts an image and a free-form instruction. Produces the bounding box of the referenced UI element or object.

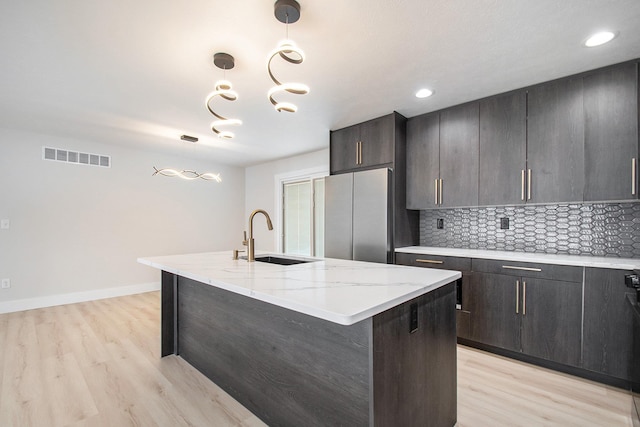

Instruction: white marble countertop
[396,246,640,270]
[138,252,461,326]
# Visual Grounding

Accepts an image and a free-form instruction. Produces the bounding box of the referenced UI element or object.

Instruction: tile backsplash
[420,202,640,258]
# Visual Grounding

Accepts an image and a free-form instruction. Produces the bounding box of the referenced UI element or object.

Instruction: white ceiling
[2,1,640,167]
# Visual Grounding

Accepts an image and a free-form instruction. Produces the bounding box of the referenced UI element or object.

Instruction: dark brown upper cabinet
[406,113,440,209]
[583,62,639,201]
[330,114,396,174]
[406,103,480,209]
[404,60,639,209]
[479,91,527,206]
[526,77,585,204]
[439,103,480,207]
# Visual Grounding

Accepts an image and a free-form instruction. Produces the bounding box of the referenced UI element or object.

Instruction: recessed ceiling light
[584,31,616,47]
[415,88,434,98]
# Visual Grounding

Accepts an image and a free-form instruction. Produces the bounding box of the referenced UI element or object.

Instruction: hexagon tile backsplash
[419,202,640,258]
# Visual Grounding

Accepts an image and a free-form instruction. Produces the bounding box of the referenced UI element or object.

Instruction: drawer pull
[416,259,444,265]
[502,265,542,272]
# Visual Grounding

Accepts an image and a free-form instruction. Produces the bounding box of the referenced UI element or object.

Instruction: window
[276,168,327,257]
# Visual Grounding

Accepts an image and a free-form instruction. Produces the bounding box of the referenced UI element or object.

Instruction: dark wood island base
[161,272,457,427]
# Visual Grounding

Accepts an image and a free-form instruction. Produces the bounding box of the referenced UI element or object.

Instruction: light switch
[0,219,9,230]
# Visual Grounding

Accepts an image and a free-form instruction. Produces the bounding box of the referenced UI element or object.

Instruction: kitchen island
[138,252,461,427]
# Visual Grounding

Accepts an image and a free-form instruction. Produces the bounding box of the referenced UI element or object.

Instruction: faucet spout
[247,209,273,262]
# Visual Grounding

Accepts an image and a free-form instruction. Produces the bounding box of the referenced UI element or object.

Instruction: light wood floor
[0,291,633,426]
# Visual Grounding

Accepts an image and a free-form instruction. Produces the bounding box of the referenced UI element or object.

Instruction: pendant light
[206,53,242,138]
[268,0,309,113]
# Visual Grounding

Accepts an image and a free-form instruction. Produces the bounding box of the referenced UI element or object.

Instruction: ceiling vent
[43,147,110,168]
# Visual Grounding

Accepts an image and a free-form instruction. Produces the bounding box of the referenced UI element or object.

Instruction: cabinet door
[330,125,360,174]
[583,268,635,381]
[584,62,639,201]
[479,91,527,206]
[439,102,480,207]
[359,115,395,169]
[519,278,582,367]
[406,113,440,209]
[527,78,585,203]
[467,272,519,352]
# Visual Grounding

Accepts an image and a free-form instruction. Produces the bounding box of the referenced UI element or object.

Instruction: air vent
[42,147,110,168]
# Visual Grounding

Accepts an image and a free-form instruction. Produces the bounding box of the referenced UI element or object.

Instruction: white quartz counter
[396,246,640,270]
[138,252,461,326]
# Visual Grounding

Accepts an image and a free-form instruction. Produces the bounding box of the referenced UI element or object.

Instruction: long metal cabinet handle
[521,170,526,201]
[355,142,359,165]
[527,169,532,200]
[515,280,519,314]
[359,141,363,165]
[434,179,439,205]
[416,259,444,264]
[522,281,527,315]
[502,265,542,272]
[439,179,443,205]
[633,158,637,196]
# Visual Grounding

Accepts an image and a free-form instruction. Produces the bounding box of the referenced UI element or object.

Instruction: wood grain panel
[439,102,480,207]
[177,276,371,427]
[583,268,635,381]
[584,61,639,201]
[406,112,440,209]
[161,270,176,356]
[527,77,585,203]
[372,282,457,427]
[519,277,582,366]
[479,90,527,206]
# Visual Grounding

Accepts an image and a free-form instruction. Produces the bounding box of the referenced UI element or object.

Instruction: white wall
[244,149,329,252]
[0,128,245,312]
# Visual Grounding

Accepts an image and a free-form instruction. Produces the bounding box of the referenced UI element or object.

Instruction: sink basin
[254,255,316,266]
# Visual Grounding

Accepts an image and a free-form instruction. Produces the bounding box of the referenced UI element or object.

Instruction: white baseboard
[0,282,161,314]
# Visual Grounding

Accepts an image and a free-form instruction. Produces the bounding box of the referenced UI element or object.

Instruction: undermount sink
[254,255,316,266]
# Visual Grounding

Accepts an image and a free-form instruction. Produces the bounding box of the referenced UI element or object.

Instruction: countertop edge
[137,256,461,326]
[395,247,640,270]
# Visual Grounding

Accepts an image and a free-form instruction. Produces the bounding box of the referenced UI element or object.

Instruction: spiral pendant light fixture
[205,53,242,139]
[268,0,309,113]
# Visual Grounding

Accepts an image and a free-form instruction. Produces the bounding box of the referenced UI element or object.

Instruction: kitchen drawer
[471,258,583,282]
[395,252,471,271]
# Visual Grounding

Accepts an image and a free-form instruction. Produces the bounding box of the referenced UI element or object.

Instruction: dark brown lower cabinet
[583,268,636,381]
[467,272,582,367]
[466,272,519,351]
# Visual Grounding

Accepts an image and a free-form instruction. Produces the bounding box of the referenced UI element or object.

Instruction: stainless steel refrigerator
[324,168,393,263]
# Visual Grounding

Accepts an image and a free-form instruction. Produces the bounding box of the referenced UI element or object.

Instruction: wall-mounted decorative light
[268,0,309,113]
[206,53,242,138]
[152,167,222,182]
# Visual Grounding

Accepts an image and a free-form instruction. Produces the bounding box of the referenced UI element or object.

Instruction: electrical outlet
[500,217,510,230]
[1,279,10,289]
[409,303,418,333]
[437,218,444,229]
[0,219,9,229]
